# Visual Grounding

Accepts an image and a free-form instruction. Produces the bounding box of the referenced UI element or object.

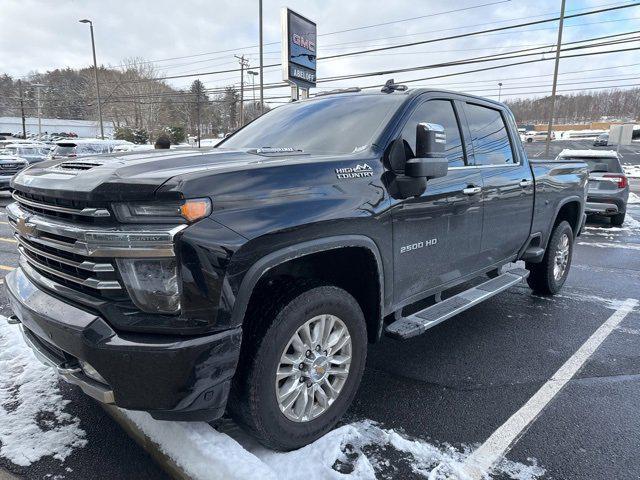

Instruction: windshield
[221,94,404,155]
[564,156,621,173]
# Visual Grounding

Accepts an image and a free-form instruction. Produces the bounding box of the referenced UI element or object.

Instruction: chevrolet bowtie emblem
[16,217,37,237]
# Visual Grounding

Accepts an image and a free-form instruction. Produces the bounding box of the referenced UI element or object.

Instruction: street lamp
[79,19,104,139]
[248,70,258,107]
[498,82,503,102]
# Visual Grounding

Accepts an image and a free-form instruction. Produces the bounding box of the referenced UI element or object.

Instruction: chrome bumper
[585,202,619,215]
[13,318,115,404]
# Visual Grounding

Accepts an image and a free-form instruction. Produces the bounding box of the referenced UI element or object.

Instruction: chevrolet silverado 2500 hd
[4,86,587,450]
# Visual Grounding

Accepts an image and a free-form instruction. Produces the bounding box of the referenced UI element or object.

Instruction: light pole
[32,83,45,139]
[248,70,258,108]
[498,82,503,102]
[259,0,264,114]
[79,19,104,139]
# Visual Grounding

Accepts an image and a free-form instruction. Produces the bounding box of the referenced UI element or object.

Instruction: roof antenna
[381,79,407,93]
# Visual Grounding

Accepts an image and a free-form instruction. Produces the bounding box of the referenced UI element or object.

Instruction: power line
[320,3,640,60]
[104,0,636,70]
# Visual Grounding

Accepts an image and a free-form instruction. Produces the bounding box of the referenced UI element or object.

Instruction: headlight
[112,198,211,224]
[116,258,180,313]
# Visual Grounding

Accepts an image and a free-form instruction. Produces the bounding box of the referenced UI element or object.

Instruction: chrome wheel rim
[275,314,352,422]
[554,233,570,281]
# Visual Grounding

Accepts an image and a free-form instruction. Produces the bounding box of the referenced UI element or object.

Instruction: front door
[391,98,484,305]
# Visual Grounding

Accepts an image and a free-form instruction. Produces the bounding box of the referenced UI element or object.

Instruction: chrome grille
[0,163,27,174]
[12,190,111,223]
[7,200,185,301]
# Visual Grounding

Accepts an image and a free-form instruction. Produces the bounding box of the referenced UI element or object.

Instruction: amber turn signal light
[180,199,212,222]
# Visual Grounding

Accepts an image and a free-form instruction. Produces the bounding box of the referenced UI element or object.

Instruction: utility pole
[18,80,26,139]
[235,55,249,127]
[259,0,264,114]
[196,90,201,148]
[33,83,45,139]
[544,0,566,157]
[79,19,104,139]
[498,82,503,102]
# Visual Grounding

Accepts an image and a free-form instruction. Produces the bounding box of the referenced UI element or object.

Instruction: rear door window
[401,99,466,167]
[465,103,515,165]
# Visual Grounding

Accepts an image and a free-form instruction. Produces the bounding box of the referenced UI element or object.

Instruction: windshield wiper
[255,147,303,154]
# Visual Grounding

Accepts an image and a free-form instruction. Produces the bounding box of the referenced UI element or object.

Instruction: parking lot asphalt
[1,139,639,479]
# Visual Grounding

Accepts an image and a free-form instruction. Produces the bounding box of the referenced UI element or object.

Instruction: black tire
[526,137,533,143]
[611,212,625,227]
[228,284,367,451]
[526,221,573,295]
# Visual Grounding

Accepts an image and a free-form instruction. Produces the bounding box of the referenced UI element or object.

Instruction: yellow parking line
[0,265,14,271]
[0,237,16,243]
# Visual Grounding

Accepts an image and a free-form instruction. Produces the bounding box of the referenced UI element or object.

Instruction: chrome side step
[385,268,530,340]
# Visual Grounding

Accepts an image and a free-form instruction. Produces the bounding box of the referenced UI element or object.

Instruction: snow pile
[123,412,545,480]
[629,192,640,204]
[623,165,640,179]
[0,320,87,466]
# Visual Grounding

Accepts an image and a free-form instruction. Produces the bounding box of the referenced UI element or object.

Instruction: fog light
[80,360,107,384]
[116,258,180,313]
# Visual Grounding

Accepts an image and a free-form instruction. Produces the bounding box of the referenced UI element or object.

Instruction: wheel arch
[231,235,386,343]
[552,197,583,239]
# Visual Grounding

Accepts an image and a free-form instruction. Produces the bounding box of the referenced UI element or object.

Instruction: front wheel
[228,285,367,450]
[526,221,574,295]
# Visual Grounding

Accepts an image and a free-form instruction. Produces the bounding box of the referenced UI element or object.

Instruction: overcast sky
[1,0,639,102]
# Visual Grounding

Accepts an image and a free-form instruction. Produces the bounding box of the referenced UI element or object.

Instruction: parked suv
[557,149,629,226]
[5,86,587,450]
[0,153,28,190]
[2,143,51,164]
[49,139,132,159]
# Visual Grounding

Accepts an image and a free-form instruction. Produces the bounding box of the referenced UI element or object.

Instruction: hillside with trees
[505,88,640,125]
[1,60,637,138]
[0,58,266,141]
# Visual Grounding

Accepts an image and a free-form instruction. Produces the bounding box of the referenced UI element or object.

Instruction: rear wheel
[526,221,573,295]
[228,284,367,450]
[611,212,625,227]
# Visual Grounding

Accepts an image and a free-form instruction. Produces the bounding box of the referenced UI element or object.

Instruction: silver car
[0,154,29,190]
[557,149,629,226]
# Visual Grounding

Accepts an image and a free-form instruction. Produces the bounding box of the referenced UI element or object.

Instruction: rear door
[392,97,484,304]
[463,102,534,265]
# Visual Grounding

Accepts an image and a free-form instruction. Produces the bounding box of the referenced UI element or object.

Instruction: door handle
[519,179,532,188]
[462,186,482,195]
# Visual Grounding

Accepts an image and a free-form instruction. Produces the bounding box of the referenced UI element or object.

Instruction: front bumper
[5,266,242,421]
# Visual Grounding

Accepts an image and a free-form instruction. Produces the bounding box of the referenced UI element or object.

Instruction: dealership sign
[281,8,317,89]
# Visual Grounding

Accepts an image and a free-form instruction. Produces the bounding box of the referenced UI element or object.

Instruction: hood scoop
[55,160,104,172]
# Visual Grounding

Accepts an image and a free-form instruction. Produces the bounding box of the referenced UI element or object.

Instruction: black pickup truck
[4,86,587,450]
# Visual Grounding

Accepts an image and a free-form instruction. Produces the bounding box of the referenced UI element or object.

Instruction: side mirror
[405,123,448,179]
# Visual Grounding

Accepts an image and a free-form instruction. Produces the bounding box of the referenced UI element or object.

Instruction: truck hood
[11,148,287,202]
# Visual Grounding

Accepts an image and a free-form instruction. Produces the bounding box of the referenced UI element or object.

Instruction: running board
[385,268,530,340]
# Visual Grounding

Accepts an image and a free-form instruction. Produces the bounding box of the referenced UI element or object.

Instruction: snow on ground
[0,320,87,467]
[623,165,640,179]
[0,311,546,480]
[123,411,545,480]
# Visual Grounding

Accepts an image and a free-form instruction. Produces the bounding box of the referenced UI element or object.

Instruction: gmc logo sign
[292,33,315,52]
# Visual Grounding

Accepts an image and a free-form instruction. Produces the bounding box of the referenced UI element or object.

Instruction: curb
[101,405,191,480]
